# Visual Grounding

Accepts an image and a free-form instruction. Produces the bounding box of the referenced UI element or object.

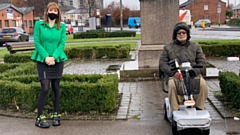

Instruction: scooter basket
[174,77,200,96]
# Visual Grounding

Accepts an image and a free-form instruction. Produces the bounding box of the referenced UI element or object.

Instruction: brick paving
[1,41,239,134]
[117,57,239,121]
[206,58,240,119]
[118,80,223,121]
[0,57,235,122]
[0,55,240,135]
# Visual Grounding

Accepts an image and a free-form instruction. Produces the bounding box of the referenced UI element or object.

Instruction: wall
[0,7,23,29]
[233,9,240,18]
[0,7,34,33]
[181,0,226,24]
[138,0,179,68]
[12,0,58,19]
[23,11,34,33]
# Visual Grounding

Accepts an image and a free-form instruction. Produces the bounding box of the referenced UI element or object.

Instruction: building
[68,0,103,9]
[180,0,226,24]
[63,0,103,26]
[10,0,103,23]
[10,0,58,20]
[1,0,104,29]
[233,4,240,18]
[0,3,34,33]
[58,0,76,22]
[64,8,88,26]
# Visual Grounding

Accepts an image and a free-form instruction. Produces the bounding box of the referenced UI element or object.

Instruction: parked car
[0,27,29,45]
[194,19,211,28]
[66,24,73,34]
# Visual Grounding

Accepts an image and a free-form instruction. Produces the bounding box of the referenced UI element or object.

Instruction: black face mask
[48,13,58,20]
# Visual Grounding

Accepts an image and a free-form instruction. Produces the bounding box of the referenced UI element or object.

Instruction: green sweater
[31,20,68,63]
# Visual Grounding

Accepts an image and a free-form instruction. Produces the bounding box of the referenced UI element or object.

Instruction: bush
[228,19,240,26]
[4,45,131,63]
[198,41,240,57]
[73,30,136,39]
[0,62,119,113]
[219,72,240,109]
[4,53,32,63]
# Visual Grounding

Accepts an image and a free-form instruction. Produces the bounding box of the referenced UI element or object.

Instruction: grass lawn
[0,49,8,60]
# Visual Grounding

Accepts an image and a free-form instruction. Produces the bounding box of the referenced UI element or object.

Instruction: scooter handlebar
[192,65,203,68]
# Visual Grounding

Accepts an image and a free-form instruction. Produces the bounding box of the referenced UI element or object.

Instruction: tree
[79,0,99,17]
[228,4,234,9]
[86,0,97,17]
[97,1,140,26]
[226,10,233,19]
[14,0,58,18]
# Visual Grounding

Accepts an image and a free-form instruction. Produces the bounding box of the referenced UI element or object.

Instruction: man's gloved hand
[174,72,180,79]
[189,70,196,78]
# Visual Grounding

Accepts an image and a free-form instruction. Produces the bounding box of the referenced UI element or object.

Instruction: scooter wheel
[163,103,168,121]
[172,120,179,135]
[202,129,210,135]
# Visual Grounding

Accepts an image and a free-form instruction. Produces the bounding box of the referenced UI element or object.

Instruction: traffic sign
[217,8,221,13]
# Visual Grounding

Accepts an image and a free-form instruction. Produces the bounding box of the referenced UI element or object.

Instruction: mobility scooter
[159,59,212,135]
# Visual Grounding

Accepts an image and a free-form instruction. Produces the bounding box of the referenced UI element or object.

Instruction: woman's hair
[44,2,62,29]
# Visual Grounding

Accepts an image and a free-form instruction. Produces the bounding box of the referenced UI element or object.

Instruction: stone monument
[138,0,179,68]
[119,0,179,81]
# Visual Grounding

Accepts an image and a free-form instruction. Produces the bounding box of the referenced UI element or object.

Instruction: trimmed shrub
[219,72,240,109]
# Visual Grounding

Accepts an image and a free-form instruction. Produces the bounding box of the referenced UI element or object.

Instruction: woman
[31,2,68,128]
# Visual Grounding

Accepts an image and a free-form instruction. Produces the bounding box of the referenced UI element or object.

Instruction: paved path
[1,58,240,135]
[206,57,240,118]
[120,57,240,120]
[118,80,222,121]
[1,39,240,134]
[0,77,239,135]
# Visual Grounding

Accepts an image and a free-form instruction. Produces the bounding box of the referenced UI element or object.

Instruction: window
[29,20,32,27]
[0,20,2,28]
[2,28,16,33]
[204,16,209,19]
[24,20,27,29]
[204,5,208,10]
[12,20,16,27]
[4,20,9,27]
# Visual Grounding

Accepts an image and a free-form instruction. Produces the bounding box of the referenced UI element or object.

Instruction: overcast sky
[103,0,239,10]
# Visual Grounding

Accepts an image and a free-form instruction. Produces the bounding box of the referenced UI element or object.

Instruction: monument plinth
[119,0,179,81]
[138,0,179,68]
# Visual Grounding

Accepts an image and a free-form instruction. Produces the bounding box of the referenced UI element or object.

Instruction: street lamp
[217,2,221,26]
[120,0,123,31]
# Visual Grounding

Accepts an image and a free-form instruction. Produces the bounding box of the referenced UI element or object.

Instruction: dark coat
[159,22,206,79]
[159,40,206,78]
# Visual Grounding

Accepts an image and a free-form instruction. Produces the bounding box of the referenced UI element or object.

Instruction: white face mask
[177,36,187,42]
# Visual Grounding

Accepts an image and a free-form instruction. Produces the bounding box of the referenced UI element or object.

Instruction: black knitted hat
[172,22,191,41]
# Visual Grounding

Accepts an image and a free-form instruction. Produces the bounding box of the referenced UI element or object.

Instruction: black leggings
[37,79,61,117]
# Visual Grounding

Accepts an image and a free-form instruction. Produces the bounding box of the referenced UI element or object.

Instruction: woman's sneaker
[51,113,61,126]
[35,115,50,128]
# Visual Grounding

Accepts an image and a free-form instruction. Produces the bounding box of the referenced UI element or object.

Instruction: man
[159,22,208,111]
